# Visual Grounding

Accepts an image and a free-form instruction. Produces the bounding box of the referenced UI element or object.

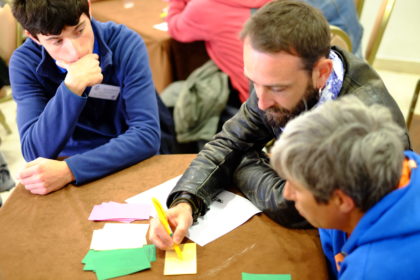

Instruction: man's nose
[256,87,274,111]
[64,39,84,61]
[283,181,295,201]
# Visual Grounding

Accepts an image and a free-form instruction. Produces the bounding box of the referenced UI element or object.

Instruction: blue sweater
[9,19,160,185]
[320,151,420,279]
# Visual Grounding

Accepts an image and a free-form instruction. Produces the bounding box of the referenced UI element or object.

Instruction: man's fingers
[150,232,172,250]
[18,164,41,180]
[25,157,43,167]
[24,183,48,195]
[167,203,193,244]
[19,174,42,185]
[56,53,99,70]
[172,218,190,244]
[29,187,50,195]
[149,218,174,249]
[89,53,99,60]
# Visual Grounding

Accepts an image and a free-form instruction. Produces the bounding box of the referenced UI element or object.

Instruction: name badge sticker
[89,84,120,100]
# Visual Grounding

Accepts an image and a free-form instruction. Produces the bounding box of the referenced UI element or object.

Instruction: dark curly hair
[12,0,90,38]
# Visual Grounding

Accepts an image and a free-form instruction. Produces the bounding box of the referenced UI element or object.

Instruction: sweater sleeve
[64,29,160,184]
[167,0,209,42]
[9,47,88,161]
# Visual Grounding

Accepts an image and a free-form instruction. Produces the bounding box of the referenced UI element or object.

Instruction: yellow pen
[151,197,183,259]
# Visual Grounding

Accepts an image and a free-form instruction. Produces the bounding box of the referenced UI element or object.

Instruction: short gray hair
[271,96,405,212]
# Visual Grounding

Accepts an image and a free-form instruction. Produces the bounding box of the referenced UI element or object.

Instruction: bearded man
[148,0,410,250]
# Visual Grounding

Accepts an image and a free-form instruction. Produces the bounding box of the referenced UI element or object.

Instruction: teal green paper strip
[242,272,292,280]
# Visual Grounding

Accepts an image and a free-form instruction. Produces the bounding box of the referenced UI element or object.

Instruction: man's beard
[265,83,320,128]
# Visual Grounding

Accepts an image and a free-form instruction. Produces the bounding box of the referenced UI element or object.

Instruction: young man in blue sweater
[271,96,420,279]
[9,0,160,195]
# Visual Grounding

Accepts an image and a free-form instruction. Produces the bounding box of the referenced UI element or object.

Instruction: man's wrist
[170,192,203,222]
[62,161,75,183]
[64,78,85,96]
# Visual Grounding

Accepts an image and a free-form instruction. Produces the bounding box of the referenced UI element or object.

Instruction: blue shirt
[9,19,160,184]
[307,0,364,57]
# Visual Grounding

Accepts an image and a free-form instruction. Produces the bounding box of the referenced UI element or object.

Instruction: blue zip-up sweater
[320,150,420,279]
[9,19,160,185]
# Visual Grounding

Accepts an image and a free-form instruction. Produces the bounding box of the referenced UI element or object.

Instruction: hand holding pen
[149,198,193,258]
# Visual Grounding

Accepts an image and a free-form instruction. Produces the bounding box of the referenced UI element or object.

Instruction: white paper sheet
[90,223,149,250]
[153,22,168,32]
[126,176,261,246]
[187,191,261,246]
[126,175,182,216]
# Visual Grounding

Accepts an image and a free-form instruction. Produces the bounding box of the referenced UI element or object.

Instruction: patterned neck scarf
[316,50,344,106]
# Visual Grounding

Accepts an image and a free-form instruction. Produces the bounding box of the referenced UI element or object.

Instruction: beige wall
[360,0,420,70]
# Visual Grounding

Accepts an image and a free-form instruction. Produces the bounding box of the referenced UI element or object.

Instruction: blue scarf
[316,50,344,106]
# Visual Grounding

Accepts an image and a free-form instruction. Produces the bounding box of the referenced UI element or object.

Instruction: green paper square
[82,248,151,278]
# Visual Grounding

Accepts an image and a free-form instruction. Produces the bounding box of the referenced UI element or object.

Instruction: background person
[166,0,363,105]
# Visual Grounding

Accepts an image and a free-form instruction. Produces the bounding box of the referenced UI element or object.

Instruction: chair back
[0,4,18,64]
[406,79,420,130]
[354,0,365,18]
[365,0,396,65]
[330,25,352,53]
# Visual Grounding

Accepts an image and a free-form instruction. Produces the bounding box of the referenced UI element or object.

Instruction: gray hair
[271,96,405,212]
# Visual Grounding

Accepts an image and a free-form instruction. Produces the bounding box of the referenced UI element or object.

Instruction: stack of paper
[90,223,149,251]
[82,245,156,280]
[88,201,152,223]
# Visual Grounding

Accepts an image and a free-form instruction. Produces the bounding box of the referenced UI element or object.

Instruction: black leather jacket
[167,47,411,228]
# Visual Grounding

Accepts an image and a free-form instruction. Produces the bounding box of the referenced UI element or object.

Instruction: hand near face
[148,202,193,250]
[57,53,103,95]
[18,158,75,195]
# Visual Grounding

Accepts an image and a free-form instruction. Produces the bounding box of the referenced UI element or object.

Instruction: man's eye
[78,28,84,34]
[53,39,63,46]
[271,87,285,93]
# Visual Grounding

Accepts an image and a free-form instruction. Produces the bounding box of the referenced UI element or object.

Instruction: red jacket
[167,0,271,103]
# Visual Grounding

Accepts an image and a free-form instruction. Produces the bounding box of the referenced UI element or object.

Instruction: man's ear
[25,30,41,45]
[88,0,92,18]
[332,189,355,214]
[312,57,333,90]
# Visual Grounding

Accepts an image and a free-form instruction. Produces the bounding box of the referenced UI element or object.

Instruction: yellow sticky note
[164,243,197,275]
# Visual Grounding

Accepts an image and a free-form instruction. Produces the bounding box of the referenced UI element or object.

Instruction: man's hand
[148,202,193,250]
[18,158,75,195]
[57,53,103,95]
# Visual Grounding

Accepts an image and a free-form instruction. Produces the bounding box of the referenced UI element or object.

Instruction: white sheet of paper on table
[126,175,182,215]
[89,223,149,250]
[126,176,261,246]
[153,22,168,32]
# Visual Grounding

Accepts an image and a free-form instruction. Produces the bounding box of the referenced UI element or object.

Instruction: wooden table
[0,154,328,279]
[91,0,209,93]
